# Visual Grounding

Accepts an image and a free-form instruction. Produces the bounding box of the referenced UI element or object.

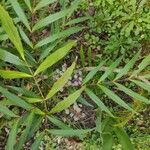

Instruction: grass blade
[50,86,85,114]
[0,70,32,79]
[31,132,44,150]
[46,61,76,99]
[98,56,122,83]
[10,0,31,31]
[6,120,19,150]
[114,127,134,150]
[0,5,24,59]
[0,105,18,117]
[34,41,76,75]
[83,60,106,85]
[98,85,134,112]
[114,51,140,81]
[85,88,114,117]
[32,8,71,31]
[131,79,150,92]
[34,0,56,12]
[24,0,32,12]
[35,26,83,48]
[115,83,150,104]
[0,86,33,110]
[0,48,25,66]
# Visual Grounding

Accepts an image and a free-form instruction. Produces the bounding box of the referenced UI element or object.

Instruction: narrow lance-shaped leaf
[131,54,150,77]
[6,120,19,150]
[34,41,76,75]
[114,127,134,150]
[115,83,150,104]
[131,79,150,93]
[30,132,44,150]
[0,5,24,59]
[114,50,140,81]
[102,133,113,150]
[24,0,32,12]
[0,70,32,79]
[50,86,85,114]
[0,48,25,66]
[19,26,33,48]
[17,112,34,150]
[47,128,93,139]
[83,60,106,85]
[47,116,71,129]
[46,61,76,99]
[35,26,83,48]
[0,105,18,117]
[32,8,71,31]
[85,88,114,117]
[98,85,134,112]
[10,0,31,31]
[0,86,33,110]
[98,56,122,83]
[34,0,57,12]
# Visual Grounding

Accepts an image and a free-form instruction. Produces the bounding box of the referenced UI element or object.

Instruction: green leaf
[23,97,43,103]
[131,79,150,92]
[114,127,134,150]
[0,70,32,79]
[34,0,57,12]
[34,41,76,75]
[0,105,18,117]
[10,0,31,31]
[30,132,44,150]
[65,16,90,26]
[47,116,71,129]
[17,112,34,150]
[46,61,76,99]
[83,60,106,85]
[6,120,19,150]
[114,51,140,80]
[98,56,122,83]
[0,48,25,66]
[85,88,114,117]
[47,128,92,139]
[115,83,150,104]
[50,86,85,114]
[24,0,32,12]
[32,8,71,31]
[98,85,134,112]
[0,86,33,110]
[35,26,83,48]
[132,54,150,77]
[0,5,24,59]
[19,26,33,48]
[102,133,113,150]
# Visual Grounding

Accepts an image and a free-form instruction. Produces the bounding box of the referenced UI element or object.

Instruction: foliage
[0,0,149,149]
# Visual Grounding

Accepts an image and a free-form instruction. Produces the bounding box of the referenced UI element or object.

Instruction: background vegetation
[0,0,149,149]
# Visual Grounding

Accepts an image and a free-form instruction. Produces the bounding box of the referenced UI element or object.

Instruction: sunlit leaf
[50,86,85,114]
[34,41,76,75]
[46,61,76,99]
[0,5,24,59]
[0,70,32,79]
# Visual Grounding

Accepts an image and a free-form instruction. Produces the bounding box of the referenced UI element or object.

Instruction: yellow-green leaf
[34,41,76,75]
[0,5,24,59]
[46,61,76,99]
[0,70,32,79]
[50,86,85,114]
